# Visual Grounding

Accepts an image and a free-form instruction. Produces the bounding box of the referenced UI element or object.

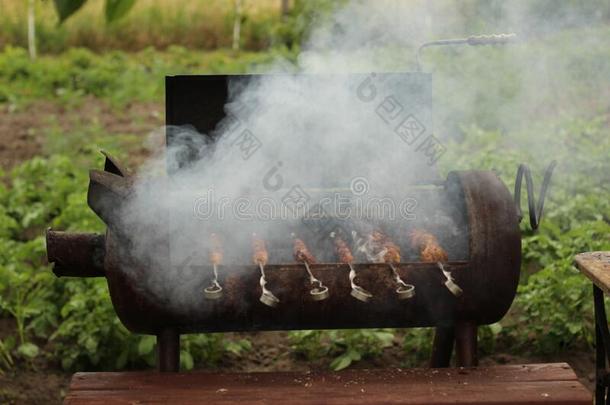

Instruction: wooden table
[575,251,610,404]
[65,363,590,404]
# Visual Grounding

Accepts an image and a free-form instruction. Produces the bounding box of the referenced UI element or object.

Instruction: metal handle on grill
[514,161,557,231]
[466,34,517,46]
[416,33,517,71]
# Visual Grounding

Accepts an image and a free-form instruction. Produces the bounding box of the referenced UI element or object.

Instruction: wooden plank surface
[575,251,610,295]
[65,363,591,405]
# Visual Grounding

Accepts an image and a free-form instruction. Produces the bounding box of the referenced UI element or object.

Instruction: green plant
[0,338,14,375]
[0,46,281,108]
[290,329,395,370]
[53,0,136,24]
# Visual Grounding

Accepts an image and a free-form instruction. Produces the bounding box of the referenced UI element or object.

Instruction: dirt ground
[0,98,162,171]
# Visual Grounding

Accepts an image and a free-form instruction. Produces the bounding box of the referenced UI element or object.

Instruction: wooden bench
[575,251,610,404]
[65,363,590,404]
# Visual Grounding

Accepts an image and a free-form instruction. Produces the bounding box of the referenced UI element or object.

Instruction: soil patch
[0,98,163,170]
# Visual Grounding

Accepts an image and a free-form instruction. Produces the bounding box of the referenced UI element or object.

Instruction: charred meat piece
[293,238,317,264]
[252,233,269,266]
[333,236,354,264]
[382,240,401,264]
[209,233,223,265]
[409,229,448,262]
[370,230,401,264]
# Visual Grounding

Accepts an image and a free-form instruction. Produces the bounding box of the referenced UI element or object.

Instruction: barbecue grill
[45,35,556,372]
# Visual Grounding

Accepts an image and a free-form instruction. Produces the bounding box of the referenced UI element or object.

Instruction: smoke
[115,0,609,313]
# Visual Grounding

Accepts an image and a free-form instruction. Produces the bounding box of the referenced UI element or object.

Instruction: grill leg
[430,326,455,368]
[455,321,478,367]
[157,328,180,372]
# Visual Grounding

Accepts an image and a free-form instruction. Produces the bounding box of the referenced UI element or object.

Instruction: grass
[0,46,290,109]
[0,0,286,53]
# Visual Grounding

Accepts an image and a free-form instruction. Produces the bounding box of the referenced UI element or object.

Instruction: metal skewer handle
[204,264,223,300]
[258,263,280,307]
[437,262,463,297]
[303,262,329,301]
[331,231,371,302]
[349,263,372,303]
[389,263,415,300]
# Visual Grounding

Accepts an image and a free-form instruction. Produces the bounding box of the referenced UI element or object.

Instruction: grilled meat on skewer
[209,233,223,265]
[252,233,268,266]
[366,230,414,299]
[382,240,401,264]
[332,232,372,302]
[251,233,279,307]
[204,233,223,300]
[293,238,317,264]
[409,229,461,296]
[368,230,401,264]
[409,229,448,262]
[292,234,328,300]
[333,235,354,264]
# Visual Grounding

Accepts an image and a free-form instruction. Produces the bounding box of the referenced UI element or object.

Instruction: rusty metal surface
[446,171,521,325]
[157,328,180,372]
[455,320,478,367]
[46,229,105,277]
[101,150,131,178]
[50,159,522,336]
[104,221,471,334]
[429,326,455,368]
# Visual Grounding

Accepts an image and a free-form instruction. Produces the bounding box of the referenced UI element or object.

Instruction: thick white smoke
[116,0,607,311]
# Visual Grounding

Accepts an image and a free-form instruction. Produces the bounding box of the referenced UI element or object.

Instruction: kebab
[409,229,462,297]
[331,231,372,302]
[203,233,223,300]
[356,230,415,299]
[292,234,329,301]
[252,233,279,307]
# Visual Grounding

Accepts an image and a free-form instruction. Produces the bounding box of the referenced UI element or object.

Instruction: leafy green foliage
[53,0,87,24]
[440,112,610,356]
[53,0,136,24]
[105,0,137,23]
[270,0,345,51]
[0,338,13,374]
[0,153,246,372]
[0,46,281,108]
[290,329,395,370]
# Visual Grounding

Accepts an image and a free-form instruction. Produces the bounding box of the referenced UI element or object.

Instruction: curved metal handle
[416,33,516,71]
[467,33,517,46]
[514,161,557,231]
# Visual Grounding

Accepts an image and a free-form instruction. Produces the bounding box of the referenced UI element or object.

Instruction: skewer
[437,262,463,297]
[292,234,329,301]
[410,229,463,297]
[348,263,373,302]
[303,261,329,301]
[258,262,280,307]
[331,231,372,302]
[388,263,416,299]
[204,233,223,300]
[252,233,279,307]
[361,230,415,300]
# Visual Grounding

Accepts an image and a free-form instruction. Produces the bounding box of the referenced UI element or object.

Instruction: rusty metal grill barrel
[46,164,521,332]
[45,73,527,372]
